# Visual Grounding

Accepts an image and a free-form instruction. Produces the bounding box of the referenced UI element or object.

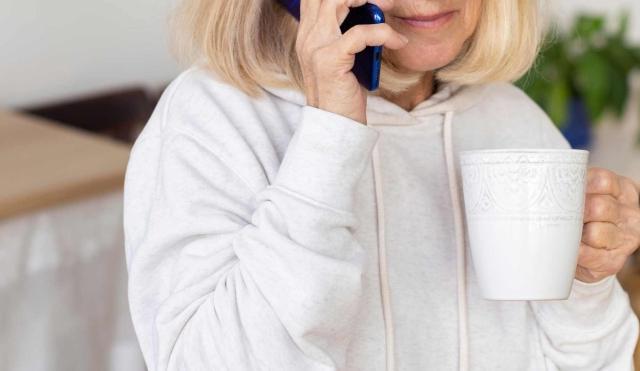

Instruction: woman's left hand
[577,167,640,283]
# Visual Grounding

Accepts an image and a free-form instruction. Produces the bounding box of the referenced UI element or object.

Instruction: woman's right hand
[295,0,409,125]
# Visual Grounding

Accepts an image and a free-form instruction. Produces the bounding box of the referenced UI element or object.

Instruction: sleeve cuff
[273,105,380,212]
[571,275,616,295]
[529,274,626,330]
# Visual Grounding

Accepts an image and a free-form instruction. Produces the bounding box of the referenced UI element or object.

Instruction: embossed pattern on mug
[460,151,588,228]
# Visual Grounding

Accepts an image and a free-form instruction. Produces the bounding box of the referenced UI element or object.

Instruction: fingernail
[399,34,409,43]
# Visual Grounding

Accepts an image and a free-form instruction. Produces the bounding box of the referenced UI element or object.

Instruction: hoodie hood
[262,80,488,371]
[262,80,489,124]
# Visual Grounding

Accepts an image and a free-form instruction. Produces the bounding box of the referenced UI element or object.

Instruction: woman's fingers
[578,168,640,283]
[583,194,621,224]
[300,0,361,34]
[316,0,389,27]
[582,187,640,251]
[294,0,407,124]
[315,0,346,41]
[586,167,622,198]
[335,0,369,25]
[314,0,370,40]
[299,0,322,28]
[306,23,407,75]
[307,23,406,74]
[339,23,408,54]
[300,0,408,57]
[620,203,640,241]
[576,242,628,280]
[577,243,613,272]
[582,221,624,250]
[619,175,640,206]
[300,22,406,75]
[298,0,322,51]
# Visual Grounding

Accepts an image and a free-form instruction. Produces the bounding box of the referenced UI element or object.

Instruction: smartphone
[276,0,385,91]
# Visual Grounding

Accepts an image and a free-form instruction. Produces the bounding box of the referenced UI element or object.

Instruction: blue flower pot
[560,98,592,149]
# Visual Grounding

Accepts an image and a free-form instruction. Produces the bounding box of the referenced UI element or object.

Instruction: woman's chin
[388,46,459,73]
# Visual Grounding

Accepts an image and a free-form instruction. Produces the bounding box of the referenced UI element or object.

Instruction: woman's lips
[397,10,457,29]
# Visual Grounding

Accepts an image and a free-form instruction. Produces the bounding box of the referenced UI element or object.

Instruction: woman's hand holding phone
[295,0,409,125]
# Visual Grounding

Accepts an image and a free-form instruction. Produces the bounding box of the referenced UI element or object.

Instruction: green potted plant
[516,13,640,148]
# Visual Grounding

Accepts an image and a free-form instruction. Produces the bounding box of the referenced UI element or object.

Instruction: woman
[123,0,640,370]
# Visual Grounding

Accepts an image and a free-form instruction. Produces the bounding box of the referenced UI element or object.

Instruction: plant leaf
[571,14,605,41]
[605,38,636,72]
[547,79,570,127]
[632,46,640,65]
[574,50,610,123]
[608,66,629,117]
[615,11,630,41]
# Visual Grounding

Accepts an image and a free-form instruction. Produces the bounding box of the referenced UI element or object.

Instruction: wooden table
[0,110,131,219]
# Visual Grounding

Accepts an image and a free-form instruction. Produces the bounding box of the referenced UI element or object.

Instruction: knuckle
[328,0,343,10]
[621,176,638,197]
[596,178,611,194]
[597,169,617,191]
[589,167,602,183]
[348,24,366,38]
[592,167,611,179]
[620,176,634,189]
[583,223,602,245]
[589,195,609,219]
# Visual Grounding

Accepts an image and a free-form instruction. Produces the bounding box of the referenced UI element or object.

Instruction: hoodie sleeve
[524,98,640,370]
[123,76,380,370]
[529,275,639,370]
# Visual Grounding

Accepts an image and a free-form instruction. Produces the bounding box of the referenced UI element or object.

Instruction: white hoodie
[123,66,639,371]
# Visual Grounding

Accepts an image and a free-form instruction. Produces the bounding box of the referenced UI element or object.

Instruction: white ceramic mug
[459,149,589,300]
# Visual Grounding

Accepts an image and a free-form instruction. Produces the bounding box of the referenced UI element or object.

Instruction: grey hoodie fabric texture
[123,66,639,371]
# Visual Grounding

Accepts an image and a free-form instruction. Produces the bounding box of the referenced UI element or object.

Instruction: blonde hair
[170,0,544,98]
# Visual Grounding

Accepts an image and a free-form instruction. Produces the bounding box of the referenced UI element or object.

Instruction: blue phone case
[277,0,384,91]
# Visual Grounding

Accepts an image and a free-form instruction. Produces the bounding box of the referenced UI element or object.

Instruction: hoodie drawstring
[372,140,396,371]
[370,110,468,371]
[443,110,469,371]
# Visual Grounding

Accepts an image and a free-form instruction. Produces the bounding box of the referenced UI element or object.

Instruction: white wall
[0,0,180,108]
[550,0,640,41]
[1,1,639,108]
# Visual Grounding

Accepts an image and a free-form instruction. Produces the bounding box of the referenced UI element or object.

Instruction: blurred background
[1,0,640,370]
